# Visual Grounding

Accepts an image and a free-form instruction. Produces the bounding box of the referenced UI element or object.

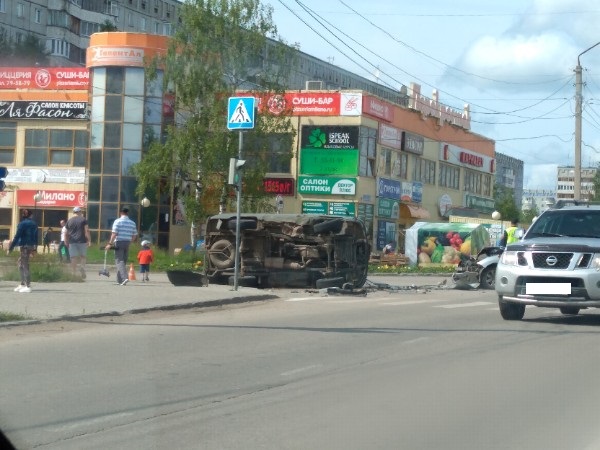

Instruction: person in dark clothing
[42,227,52,254]
[7,209,38,293]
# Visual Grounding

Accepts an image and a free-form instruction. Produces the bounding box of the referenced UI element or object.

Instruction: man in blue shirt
[8,209,38,293]
[106,206,138,285]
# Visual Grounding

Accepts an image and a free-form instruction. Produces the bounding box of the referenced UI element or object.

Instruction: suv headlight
[501,251,519,266]
[591,254,600,270]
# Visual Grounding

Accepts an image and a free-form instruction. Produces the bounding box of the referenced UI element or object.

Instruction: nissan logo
[546,255,558,266]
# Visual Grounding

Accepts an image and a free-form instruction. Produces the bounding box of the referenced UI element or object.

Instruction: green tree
[520,205,539,228]
[592,163,600,201]
[99,20,118,32]
[0,30,49,66]
[493,183,520,222]
[134,0,295,246]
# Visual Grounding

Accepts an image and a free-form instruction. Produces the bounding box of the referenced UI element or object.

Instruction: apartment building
[0,0,180,66]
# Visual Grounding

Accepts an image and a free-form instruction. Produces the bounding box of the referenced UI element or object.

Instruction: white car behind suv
[495,201,600,320]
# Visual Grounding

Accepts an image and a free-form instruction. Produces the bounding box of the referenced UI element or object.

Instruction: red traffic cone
[128,263,136,281]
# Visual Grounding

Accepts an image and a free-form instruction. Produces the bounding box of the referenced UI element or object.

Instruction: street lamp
[492,210,503,246]
[140,197,151,243]
[575,41,600,200]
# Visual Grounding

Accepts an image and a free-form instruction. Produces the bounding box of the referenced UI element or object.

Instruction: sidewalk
[0,267,452,327]
[0,268,279,327]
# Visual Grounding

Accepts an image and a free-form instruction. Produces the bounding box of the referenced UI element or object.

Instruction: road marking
[286,297,324,302]
[435,301,494,309]
[381,298,449,306]
[49,412,134,432]
[402,337,430,345]
[281,364,321,377]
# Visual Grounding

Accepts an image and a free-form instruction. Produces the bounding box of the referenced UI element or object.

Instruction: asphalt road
[2,286,600,449]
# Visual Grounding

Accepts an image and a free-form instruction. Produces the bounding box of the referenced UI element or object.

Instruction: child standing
[137,240,154,282]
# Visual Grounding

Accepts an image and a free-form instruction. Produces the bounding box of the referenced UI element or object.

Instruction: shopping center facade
[1,32,495,254]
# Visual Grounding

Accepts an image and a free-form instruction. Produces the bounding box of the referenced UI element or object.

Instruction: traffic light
[228,158,246,185]
[0,166,7,192]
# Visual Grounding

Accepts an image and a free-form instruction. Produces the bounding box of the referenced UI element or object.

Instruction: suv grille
[532,252,572,269]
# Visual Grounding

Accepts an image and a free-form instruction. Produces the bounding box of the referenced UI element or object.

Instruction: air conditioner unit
[305,80,323,90]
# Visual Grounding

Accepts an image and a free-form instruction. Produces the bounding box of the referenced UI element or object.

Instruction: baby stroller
[98,248,110,277]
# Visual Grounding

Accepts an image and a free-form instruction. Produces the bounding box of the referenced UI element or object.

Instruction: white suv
[495,202,600,320]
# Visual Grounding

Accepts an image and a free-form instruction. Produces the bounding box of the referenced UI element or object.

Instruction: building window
[359,126,376,177]
[140,17,146,31]
[412,156,436,185]
[0,0,5,13]
[439,163,460,190]
[392,151,407,179]
[379,147,392,176]
[24,129,88,167]
[0,122,16,164]
[16,3,24,18]
[34,8,41,23]
[464,169,485,195]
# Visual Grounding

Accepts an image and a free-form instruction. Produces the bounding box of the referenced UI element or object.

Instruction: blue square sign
[227,96,255,130]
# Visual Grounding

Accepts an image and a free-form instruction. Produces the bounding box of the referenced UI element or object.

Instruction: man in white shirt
[58,219,70,263]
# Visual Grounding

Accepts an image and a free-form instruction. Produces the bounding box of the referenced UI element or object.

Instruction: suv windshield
[526,210,600,238]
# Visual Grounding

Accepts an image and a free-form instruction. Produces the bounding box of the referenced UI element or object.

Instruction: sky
[266,0,600,191]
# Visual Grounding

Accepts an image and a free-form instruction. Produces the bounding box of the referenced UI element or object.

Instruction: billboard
[0,68,89,90]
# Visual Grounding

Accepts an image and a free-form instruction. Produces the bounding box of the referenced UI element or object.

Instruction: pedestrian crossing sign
[227,96,256,130]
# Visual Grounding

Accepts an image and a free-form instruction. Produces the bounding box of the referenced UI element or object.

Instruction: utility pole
[575,41,600,200]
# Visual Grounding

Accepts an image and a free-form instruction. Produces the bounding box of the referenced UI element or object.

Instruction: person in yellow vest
[500,219,522,247]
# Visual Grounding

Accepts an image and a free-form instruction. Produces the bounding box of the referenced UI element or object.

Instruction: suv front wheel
[498,296,526,320]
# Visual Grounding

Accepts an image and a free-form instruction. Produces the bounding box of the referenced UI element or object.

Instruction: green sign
[377,198,399,219]
[302,201,328,214]
[329,202,355,216]
[300,148,359,176]
[298,176,357,195]
[466,194,495,214]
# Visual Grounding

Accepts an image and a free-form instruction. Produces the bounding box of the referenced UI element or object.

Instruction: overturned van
[204,213,371,288]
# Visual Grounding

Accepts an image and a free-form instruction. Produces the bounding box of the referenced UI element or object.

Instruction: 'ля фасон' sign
[0,101,88,119]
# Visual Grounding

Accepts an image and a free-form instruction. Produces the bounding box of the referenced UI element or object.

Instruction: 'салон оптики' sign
[298,176,357,195]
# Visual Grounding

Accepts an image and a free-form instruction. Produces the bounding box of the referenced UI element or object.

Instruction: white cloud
[523,164,558,189]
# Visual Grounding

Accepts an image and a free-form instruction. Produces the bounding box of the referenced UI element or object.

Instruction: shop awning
[401,204,431,219]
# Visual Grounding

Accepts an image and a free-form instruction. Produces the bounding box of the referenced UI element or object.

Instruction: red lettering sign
[17,190,87,207]
[263,178,294,195]
[459,152,483,167]
[0,67,89,90]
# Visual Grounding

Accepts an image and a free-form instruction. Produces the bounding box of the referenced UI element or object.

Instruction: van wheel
[480,265,496,290]
[313,218,343,234]
[559,307,580,315]
[498,296,525,320]
[208,239,235,269]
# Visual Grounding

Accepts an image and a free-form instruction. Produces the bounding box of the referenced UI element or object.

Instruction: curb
[0,294,278,328]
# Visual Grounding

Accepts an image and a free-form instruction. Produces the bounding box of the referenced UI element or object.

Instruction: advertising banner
[377,198,399,219]
[300,126,359,176]
[300,149,359,176]
[298,176,357,195]
[329,202,355,216]
[247,92,362,116]
[0,101,88,120]
[405,222,491,266]
[17,190,87,207]
[302,201,328,214]
[0,67,89,89]
[377,177,401,200]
